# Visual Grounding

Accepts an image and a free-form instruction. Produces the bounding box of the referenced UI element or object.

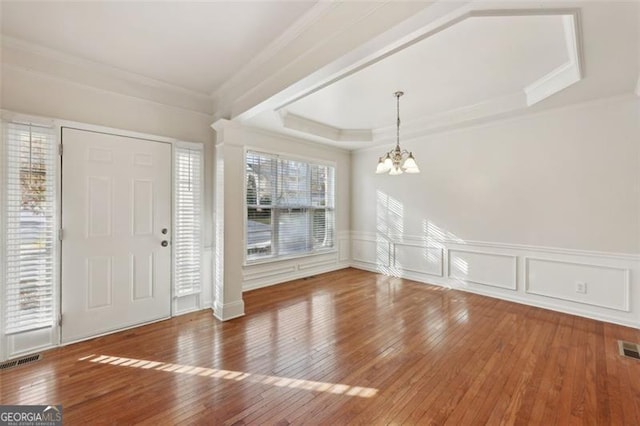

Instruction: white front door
[61,128,172,343]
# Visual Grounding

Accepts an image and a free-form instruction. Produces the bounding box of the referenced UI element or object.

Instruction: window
[174,144,203,296]
[246,150,335,261]
[2,122,57,334]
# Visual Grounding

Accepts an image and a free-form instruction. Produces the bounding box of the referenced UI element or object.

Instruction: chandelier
[375,91,420,175]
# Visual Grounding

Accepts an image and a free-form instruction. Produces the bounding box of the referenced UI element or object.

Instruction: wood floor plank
[1,268,639,425]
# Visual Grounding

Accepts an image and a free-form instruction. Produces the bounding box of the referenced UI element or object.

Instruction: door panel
[61,128,171,343]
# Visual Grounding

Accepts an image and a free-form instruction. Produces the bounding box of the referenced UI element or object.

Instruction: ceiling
[0,0,315,95]
[1,1,638,149]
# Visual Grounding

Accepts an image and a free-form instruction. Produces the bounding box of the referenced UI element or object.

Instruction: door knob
[161,240,169,247]
[161,228,168,234]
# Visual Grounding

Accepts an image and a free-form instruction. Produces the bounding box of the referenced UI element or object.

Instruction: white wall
[1,66,216,359]
[351,96,640,327]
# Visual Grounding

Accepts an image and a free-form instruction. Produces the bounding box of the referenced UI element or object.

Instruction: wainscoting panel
[525,257,630,312]
[242,233,352,291]
[448,249,517,290]
[394,243,443,276]
[6,327,58,360]
[242,261,349,292]
[243,264,297,282]
[352,238,387,266]
[349,231,640,328]
[339,237,350,262]
[299,258,339,271]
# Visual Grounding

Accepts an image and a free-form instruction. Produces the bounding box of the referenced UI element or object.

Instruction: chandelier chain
[396,92,401,149]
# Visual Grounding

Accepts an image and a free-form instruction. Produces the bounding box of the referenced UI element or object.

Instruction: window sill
[244,249,338,267]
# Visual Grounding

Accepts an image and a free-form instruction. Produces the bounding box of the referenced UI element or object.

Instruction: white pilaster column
[211,119,245,320]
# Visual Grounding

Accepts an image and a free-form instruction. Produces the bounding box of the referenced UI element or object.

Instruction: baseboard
[213,300,245,321]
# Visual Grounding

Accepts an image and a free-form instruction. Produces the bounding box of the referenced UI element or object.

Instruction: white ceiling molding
[524,13,583,106]
[211,1,339,100]
[212,117,351,154]
[279,112,372,142]
[2,37,213,115]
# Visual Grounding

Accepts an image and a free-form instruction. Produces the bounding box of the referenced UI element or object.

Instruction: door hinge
[58,144,63,156]
[58,314,62,327]
[58,228,64,241]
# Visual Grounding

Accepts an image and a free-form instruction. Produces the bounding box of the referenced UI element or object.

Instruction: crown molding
[2,36,214,115]
[279,111,372,142]
[211,1,340,100]
[356,93,638,153]
[372,91,527,144]
[524,12,583,105]
[524,62,580,106]
[3,62,214,122]
[212,117,351,154]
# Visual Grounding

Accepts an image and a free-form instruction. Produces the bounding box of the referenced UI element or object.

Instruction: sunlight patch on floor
[79,354,378,398]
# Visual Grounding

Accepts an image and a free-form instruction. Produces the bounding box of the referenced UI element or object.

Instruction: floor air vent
[618,341,640,360]
[0,353,42,371]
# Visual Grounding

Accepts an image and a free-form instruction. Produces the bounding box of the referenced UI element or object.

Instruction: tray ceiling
[281,15,569,130]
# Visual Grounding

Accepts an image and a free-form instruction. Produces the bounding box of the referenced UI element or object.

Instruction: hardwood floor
[1,268,639,425]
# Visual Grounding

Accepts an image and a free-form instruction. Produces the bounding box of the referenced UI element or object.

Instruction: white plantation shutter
[3,121,57,334]
[246,150,335,261]
[174,144,203,296]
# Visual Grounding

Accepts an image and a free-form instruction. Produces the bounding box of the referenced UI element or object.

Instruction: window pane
[310,165,328,207]
[277,208,309,255]
[246,152,276,206]
[247,207,272,258]
[279,159,309,207]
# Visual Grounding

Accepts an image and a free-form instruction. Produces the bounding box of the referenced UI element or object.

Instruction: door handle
[161,240,169,247]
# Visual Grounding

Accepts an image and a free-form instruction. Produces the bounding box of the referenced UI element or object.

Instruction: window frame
[243,147,337,266]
